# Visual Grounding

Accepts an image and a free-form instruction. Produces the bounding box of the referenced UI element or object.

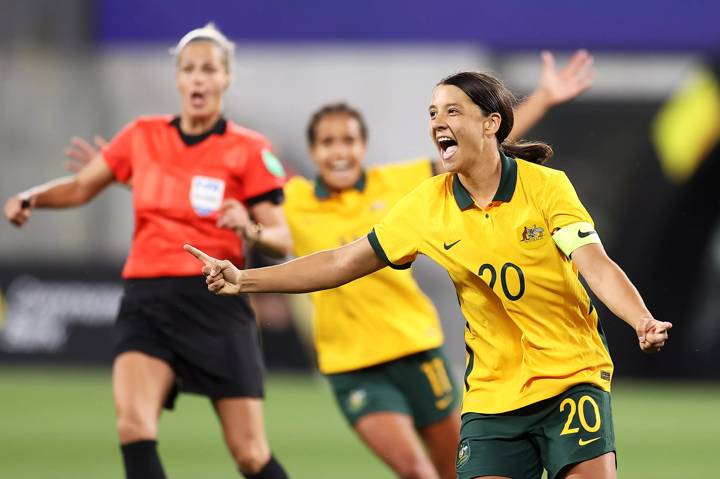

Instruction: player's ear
[484,113,501,135]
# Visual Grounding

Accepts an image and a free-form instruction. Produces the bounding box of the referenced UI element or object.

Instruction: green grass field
[0,366,717,478]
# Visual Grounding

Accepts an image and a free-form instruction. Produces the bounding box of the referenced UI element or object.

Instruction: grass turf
[0,366,717,478]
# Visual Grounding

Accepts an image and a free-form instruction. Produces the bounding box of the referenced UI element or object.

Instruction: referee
[4,24,291,479]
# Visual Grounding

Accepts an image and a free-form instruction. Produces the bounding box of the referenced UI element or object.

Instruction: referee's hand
[184,244,242,295]
[4,195,33,227]
[636,318,673,354]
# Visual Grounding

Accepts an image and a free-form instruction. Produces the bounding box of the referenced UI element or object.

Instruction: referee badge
[190,175,226,216]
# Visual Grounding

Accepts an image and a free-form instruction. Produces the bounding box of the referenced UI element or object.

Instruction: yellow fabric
[551,222,602,258]
[371,156,613,414]
[652,68,720,183]
[283,159,443,374]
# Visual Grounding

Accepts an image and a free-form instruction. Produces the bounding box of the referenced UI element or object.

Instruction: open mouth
[437,136,458,160]
[329,159,353,172]
[190,92,206,107]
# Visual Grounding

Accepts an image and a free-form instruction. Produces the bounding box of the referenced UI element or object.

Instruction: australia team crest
[520,224,545,243]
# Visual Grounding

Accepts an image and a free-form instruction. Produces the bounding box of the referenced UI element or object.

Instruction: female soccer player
[184,71,671,479]
[280,54,592,479]
[62,51,593,479]
[3,24,291,479]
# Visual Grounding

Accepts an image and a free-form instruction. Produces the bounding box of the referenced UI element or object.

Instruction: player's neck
[458,149,502,207]
[179,112,222,136]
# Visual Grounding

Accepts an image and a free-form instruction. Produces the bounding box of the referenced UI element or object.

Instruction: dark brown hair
[438,71,553,164]
[306,103,368,146]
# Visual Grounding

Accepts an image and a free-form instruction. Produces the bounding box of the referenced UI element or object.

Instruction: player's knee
[116,412,158,442]
[228,441,270,474]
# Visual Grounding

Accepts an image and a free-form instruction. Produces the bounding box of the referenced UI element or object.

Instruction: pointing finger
[184,244,215,263]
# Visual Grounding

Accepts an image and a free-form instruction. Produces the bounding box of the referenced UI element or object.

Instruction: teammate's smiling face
[310,113,367,191]
[176,41,230,120]
[429,84,501,174]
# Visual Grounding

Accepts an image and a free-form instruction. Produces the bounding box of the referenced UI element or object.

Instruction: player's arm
[571,242,672,354]
[3,155,115,227]
[509,50,594,142]
[184,237,385,295]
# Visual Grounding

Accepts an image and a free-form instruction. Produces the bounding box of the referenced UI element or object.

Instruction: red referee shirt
[103,115,286,279]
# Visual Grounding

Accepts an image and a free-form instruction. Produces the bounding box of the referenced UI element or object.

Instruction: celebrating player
[185,71,671,479]
[278,52,594,479]
[3,24,291,479]
[61,50,596,478]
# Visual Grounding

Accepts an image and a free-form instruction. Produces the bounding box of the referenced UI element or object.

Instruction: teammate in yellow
[66,51,595,479]
[185,70,671,479]
[281,52,594,479]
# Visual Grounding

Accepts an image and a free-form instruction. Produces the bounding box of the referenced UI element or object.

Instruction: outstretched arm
[572,243,672,353]
[184,236,386,295]
[509,49,594,142]
[4,155,115,227]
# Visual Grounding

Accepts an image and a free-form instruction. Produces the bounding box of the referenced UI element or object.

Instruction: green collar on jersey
[452,151,517,210]
[314,171,367,199]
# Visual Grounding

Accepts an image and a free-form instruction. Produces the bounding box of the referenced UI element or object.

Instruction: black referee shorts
[114,276,264,409]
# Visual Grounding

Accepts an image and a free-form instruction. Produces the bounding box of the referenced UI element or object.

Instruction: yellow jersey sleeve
[367,188,423,269]
[545,171,601,257]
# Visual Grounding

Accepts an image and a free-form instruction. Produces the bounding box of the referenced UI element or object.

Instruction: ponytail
[501,141,553,165]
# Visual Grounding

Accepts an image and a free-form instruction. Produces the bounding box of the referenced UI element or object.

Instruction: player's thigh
[328,365,438,476]
[538,384,616,479]
[355,411,437,479]
[393,348,460,473]
[392,348,460,427]
[327,364,413,426]
[112,351,175,437]
[560,452,616,479]
[418,410,460,479]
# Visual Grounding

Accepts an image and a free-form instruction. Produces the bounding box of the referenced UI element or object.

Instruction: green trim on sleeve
[367,229,412,270]
[552,221,602,257]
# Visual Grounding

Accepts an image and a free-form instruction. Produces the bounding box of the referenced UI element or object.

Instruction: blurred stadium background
[1,0,719,477]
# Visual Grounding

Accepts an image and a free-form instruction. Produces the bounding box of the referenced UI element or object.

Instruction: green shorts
[326,348,460,428]
[457,383,615,479]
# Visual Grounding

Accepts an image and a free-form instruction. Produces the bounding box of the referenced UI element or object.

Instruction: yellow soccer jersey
[369,153,613,414]
[283,159,444,374]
